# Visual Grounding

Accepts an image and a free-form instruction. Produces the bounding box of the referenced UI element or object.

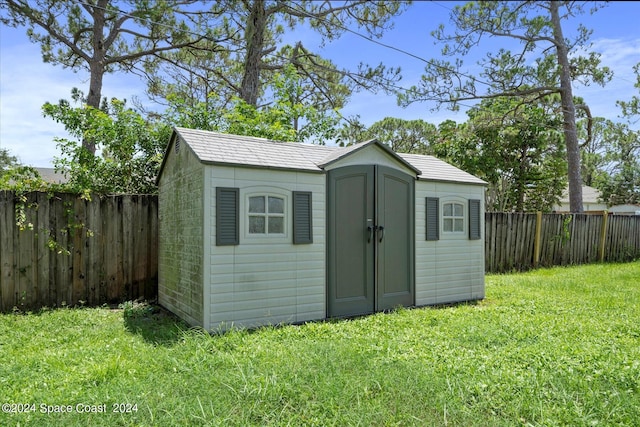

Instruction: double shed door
[327,165,415,318]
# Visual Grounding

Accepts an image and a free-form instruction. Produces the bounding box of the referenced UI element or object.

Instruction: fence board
[0,191,158,312]
[485,211,640,273]
[1,191,15,311]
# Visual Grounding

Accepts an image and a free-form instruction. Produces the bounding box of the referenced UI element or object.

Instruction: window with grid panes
[443,202,464,233]
[248,195,285,234]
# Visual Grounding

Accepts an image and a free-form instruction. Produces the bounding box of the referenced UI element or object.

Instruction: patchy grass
[1,262,639,426]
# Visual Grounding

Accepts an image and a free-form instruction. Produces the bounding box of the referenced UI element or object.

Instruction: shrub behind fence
[0,191,157,312]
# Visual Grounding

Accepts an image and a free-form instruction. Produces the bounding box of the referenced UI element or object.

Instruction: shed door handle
[367,225,373,243]
[378,225,384,242]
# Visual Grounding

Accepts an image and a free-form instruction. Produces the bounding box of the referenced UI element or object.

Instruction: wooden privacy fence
[485,212,640,273]
[2,191,640,311]
[0,191,158,312]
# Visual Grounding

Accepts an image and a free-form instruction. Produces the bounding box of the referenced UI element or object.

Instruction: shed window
[443,202,464,233]
[248,195,285,234]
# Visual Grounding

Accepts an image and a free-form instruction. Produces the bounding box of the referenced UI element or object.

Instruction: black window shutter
[293,191,313,244]
[216,187,239,246]
[426,197,439,241]
[469,199,481,240]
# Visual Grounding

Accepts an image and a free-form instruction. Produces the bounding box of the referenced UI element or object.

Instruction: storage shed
[157,127,486,331]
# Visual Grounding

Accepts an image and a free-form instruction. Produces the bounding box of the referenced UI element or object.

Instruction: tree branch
[575,103,592,148]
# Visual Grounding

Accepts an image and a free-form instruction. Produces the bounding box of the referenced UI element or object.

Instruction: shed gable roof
[316,138,421,175]
[161,127,486,185]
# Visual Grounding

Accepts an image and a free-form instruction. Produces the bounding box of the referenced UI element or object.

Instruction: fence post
[533,211,542,267]
[599,210,609,262]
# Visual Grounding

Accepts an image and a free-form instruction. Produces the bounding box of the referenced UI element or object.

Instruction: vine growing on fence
[1,167,93,256]
[561,215,573,245]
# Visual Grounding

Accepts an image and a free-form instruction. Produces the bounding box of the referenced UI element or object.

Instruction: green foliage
[1,262,639,426]
[597,63,640,205]
[400,1,611,212]
[578,118,640,206]
[357,117,438,154]
[578,117,611,187]
[0,147,20,173]
[164,65,341,144]
[42,94,168,194]
[1,0,207,103]
[596,123,640,205]
[336,116,369,147]
[148,1,406,114]
[400,1,610,109]
[617,63,640,118]
[0,166,53,231]
[434,97,567,212]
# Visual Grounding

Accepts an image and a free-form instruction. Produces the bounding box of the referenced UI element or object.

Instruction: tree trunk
[240,0,267,106]
[83,0,109,156]
[550,1,583,213]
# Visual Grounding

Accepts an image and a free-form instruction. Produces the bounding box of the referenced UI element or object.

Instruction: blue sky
[1,1,640,167]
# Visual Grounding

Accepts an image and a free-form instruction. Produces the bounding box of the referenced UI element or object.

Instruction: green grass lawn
[1,262,639,426]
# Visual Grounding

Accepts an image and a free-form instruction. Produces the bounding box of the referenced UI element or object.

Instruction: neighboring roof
[35,167,68,184]
[559,185,602,204]
[161,127,486,185]
[608,204,640,212]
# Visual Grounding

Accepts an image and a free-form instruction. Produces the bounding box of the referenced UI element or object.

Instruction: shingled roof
[161,127,486,185]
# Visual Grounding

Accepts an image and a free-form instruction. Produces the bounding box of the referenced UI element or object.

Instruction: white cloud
[0,27,148,167]
[574,37,640,124]
[0,39,79,166]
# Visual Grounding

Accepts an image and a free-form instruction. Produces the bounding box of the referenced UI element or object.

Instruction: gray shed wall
[158,138,205,327]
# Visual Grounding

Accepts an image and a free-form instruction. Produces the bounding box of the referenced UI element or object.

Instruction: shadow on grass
[120,298,486,343]
[121,301,189,346]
